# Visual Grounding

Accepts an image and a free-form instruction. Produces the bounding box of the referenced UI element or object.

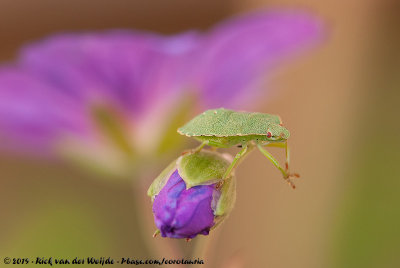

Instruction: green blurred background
[0,0,399,267]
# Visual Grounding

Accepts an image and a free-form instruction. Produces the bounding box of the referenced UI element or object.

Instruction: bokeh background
[1,0,399,267]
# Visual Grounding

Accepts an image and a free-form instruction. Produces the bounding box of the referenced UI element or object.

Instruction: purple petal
[18,30,200,118]
[0,10,324,155]
[191,10,324,108]
[152,170,217,239]
[0,31,200,152]
[0,68,91,152]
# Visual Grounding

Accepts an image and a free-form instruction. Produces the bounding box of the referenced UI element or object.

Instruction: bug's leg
[264,141,300,178]
[194,141,208,152]
[284,141,290,172]
[283,141,298,176]
[256,144,298,189]
[182,141,208,155]
[216,144,253,189]
[190,141,208,153]
[223,145,248,179]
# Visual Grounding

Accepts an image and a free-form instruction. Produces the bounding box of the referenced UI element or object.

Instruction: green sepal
[215,175,237,216]
[147,159,177,201]
[176,150,231,189]
[211,175,237,230]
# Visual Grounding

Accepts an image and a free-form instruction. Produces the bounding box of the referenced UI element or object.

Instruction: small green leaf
[147,159,177,200]
[177,150,231,189]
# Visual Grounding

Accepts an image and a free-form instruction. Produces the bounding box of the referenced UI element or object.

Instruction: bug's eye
[266,132,272,138]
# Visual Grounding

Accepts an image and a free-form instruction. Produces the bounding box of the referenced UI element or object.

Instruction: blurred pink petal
[192,10,324,107]
[0,10,323,158]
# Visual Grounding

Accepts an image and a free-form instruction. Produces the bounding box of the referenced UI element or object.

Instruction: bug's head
[266,124,290,141]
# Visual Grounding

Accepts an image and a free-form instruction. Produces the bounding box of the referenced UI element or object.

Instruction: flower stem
[190,236,211,267]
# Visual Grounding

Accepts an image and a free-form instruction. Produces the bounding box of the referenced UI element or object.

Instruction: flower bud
[147,150,236,239]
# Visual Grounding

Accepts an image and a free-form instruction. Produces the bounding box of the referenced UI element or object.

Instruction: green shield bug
[178,108,299,188]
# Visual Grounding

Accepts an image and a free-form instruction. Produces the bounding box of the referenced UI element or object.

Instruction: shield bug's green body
[178,108,299,188]
[178,108,289,147]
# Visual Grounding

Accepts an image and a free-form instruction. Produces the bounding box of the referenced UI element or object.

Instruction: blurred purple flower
[0,10,323,169]
[152,169,219,239]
